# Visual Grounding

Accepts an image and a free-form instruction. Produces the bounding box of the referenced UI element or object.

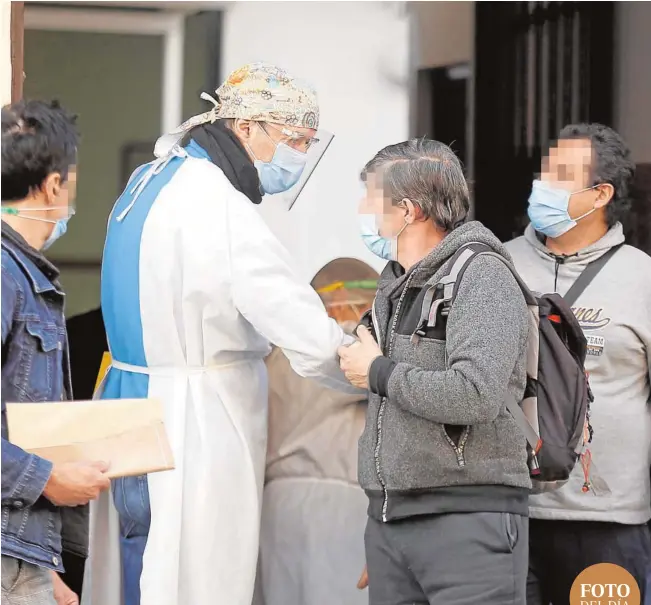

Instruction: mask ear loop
[573,207,598,222]
[390,200,412,260]
[570,184,602,223]
[245,123,278,165]
[1,206,75,224]
[397,199,415,235]
[258,123,280,153]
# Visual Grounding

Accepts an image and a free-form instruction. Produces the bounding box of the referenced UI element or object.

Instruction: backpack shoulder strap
[411,243,486,341]
[411,242,539,342]
[438,243,488,299]
[562,243,624,307]
[447,246,538,308]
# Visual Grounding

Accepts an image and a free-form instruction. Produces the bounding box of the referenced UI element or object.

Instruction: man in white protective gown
[253,260,377,605]
[82,62,359,605]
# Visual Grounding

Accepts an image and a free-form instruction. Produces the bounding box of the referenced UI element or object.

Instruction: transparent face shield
[261,125,334,210]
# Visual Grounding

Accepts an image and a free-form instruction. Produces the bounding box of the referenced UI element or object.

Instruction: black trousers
[527,519,651,605]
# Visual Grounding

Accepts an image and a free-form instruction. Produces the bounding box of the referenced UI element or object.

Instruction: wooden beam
[11,1,24,103]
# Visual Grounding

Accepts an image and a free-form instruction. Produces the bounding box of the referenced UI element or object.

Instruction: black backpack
[412,242,620,493]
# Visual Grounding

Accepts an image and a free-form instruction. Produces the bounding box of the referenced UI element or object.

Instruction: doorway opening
[416,63,470,170]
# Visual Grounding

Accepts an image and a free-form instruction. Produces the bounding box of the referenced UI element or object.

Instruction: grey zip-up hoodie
[506,223,651,525]
[358,221,531,523]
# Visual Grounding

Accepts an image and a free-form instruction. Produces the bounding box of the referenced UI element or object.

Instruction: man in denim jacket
[1,100,111,605]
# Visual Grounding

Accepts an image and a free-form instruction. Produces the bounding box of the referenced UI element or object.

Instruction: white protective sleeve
[227,192,360,394]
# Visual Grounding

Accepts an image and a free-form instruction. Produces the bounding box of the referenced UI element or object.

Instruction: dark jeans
[113,475,151,605]
[365,512,528,605]
[527,519,651,605]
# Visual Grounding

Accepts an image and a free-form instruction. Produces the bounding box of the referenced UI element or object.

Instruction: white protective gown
[82,142,356,605]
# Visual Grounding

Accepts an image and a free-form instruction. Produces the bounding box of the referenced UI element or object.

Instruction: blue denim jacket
[1,223,88,571]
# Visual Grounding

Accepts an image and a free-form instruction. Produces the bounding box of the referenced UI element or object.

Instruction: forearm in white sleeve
[227,194,360,393]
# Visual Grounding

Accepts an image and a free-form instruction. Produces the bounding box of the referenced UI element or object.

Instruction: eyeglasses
[262,122,320,151]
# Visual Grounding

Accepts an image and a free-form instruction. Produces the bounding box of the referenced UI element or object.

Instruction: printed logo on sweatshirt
[571,306,611,331]
[571,306,610,356]
[585,335,605,357]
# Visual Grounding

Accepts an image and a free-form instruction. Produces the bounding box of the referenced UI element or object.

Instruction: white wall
[221,1,410,279]
[615,2,651,163]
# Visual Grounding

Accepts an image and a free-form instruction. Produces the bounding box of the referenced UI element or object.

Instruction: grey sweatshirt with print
[506,223,651,524]
[358,221,531,523]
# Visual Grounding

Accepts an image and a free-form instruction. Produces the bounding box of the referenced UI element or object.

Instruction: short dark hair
[360,138,469,231]
[559,123,635,228]
[1,99,79,202]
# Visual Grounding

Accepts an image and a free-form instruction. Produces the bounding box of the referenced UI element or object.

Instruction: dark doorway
[473,2,615,242]
[416,64,469,169]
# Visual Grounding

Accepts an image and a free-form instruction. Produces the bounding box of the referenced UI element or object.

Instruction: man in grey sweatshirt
[338,139,531,605]
[505,123,651,604]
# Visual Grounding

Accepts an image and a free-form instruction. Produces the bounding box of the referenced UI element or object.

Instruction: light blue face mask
[42,218,70,250]
[1,206,74,250]
[527,179,598,238]
[250,126,308,195]
[359,213,408,262]
[359,214,392,260]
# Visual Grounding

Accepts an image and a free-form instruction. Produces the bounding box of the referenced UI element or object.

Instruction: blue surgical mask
[43,218,69,250]
[527,180,597,238]
[359,213,408,262]
[250,126,308,195]
[359,214,392,260]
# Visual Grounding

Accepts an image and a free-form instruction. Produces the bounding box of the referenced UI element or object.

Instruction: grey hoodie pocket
[441,425,471,467]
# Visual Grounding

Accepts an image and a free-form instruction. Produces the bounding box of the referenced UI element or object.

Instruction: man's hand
[43,461,111,507]
[357,565,368,590]
[337,325,382,389]
[51,571,79,605]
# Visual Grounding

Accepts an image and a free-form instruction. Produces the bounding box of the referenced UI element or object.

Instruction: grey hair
[360,138,470,231]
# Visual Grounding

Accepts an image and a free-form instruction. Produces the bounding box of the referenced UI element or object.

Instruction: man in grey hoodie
[505,123,651,603]
[338,139,531,605]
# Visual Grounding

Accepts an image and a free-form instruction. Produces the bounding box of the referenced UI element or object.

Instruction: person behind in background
[91,62,358,605]
[254,259,377,605]
[1,100,110,605]
[338,139,531,605]
[506,123,651,604]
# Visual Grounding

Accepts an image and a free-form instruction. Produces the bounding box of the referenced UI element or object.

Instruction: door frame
[24,5,186,134]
